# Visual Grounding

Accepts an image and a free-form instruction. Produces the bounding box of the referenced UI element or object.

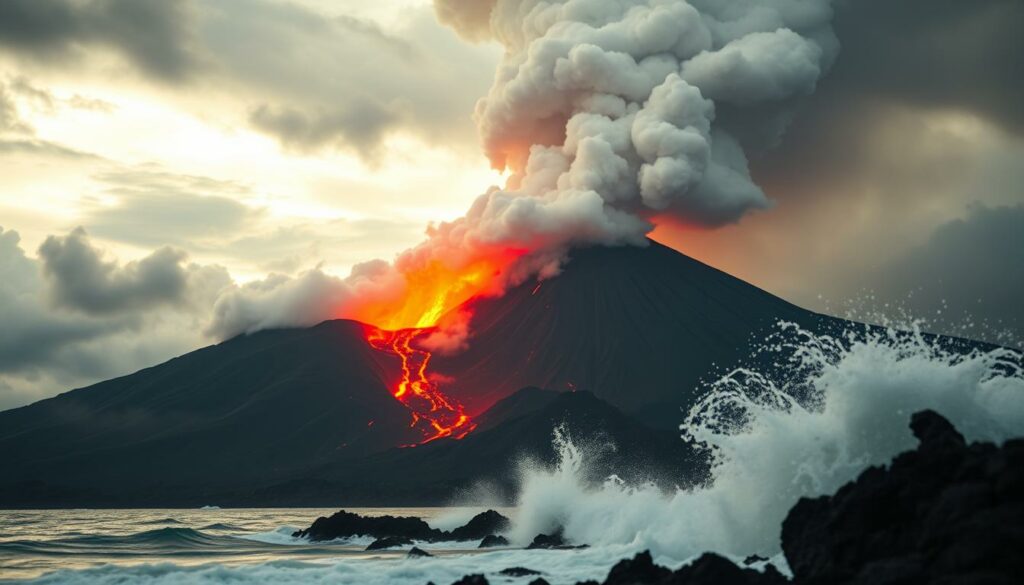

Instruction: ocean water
[3,322,1023,584]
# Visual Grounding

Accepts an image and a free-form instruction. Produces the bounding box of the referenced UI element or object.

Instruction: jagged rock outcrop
[365,536,413,550]
[293,509,510,543]
[408,546,432,558]
[292,510,440,541]
[526,529,587,550]
[781,409,1024,585]
[588,552,786,585]
[478,534,509,548]
[448,509,511,541]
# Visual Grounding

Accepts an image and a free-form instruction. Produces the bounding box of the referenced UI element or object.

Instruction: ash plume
[212,0,839,338]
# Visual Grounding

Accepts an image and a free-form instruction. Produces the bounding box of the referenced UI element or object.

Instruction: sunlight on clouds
[6,75,505,279]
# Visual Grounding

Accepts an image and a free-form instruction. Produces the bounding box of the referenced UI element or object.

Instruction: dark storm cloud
[38,227,192,315]
[0,227,122,374]
[831,0,1024,133]
[668,0,1024,346]
[0,226,234,409]
[752,0,1024,188]
[0,0,198,81]
[874,204,1024,343]
[249,101,402,161]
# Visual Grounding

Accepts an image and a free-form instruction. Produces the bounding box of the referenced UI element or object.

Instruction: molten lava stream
[366,327,475,444]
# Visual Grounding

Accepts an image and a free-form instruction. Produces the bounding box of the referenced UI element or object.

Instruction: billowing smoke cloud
[424,0,837,249]
[211,0,838,338]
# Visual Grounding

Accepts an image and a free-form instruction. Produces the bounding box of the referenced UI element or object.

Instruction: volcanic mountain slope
[0,241,839,505]
[251,388,708,506]
[0,240,858,505]
[434,239,833,426]
[0,320,420,499]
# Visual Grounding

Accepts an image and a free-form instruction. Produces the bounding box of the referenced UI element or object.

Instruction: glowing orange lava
[350,247,532,444]
[366,326,476,444]
[352,248,529,331]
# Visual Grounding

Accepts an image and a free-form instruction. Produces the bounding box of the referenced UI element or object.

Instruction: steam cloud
[212,0,839,338]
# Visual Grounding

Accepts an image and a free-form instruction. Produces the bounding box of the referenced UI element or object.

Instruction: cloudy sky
[1,0,1022,409]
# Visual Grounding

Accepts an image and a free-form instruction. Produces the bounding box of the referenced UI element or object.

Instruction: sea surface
[1,507,579,584]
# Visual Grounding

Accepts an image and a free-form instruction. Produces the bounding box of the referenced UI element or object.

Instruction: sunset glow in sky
[1,0,1022,409]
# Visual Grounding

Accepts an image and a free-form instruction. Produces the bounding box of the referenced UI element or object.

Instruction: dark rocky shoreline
[293,410,1024,585]
[293,508,511,548]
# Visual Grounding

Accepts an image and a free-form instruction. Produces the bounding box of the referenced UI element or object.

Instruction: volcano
[430,240,829,427]
[0,241,841,505]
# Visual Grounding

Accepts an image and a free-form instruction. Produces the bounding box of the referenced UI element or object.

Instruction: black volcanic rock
[294,509,512,544]
[527,529,587,550]
[365,536,414,550]
[500,567,541,577]
[451,575,488,585]
[582,552,785,585]
[478,534,509,548]
[781,409,1024,585]
[408,546,432,558]
[448,510,510,541]
[293,510,441,542]
[526,531,565,549]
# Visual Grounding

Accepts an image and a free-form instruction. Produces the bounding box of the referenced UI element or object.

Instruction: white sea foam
[509,322,1024,564]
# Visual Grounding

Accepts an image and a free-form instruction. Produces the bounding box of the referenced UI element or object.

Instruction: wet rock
[408,546,433,558]
[365,536,414,550]
[528,579,551,585]
[527,531,564,549]
[292,510,441,542]
[601,551,670,584]
[499,567,541,577]
[449,510,511,541]
[589,552,784,585]
[451,575,488,585]
[743,555,769,565]
[782,409,1024,585]
[478,534,509,548]
[527,529,586,549]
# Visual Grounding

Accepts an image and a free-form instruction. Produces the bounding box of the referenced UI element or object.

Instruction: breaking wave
[510,322,1024,564]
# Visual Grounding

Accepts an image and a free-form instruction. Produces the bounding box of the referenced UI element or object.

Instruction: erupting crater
[366,326,475,444]
[352,247,532,445]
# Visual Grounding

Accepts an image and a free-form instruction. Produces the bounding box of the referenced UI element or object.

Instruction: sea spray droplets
[510,321,1024,563]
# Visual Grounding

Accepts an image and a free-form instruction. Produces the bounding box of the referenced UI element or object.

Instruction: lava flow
[350,247,532,444]
[366,326,476,444]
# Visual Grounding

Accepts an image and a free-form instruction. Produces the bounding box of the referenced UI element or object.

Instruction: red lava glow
[366,326,476,445]
[354,248,530,444]
[353,248,529,332]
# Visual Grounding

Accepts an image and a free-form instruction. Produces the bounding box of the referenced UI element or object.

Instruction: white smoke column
[432,0,838,252]
[209,0,840,338]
